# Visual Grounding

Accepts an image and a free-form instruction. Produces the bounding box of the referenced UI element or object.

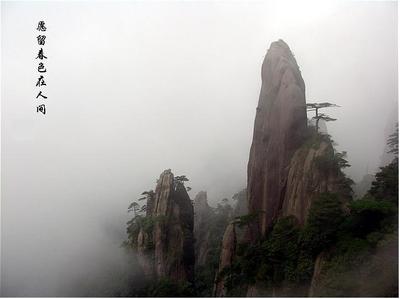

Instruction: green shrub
[369,160,398,204]
[346,198,396,237]
[301,193,345,255]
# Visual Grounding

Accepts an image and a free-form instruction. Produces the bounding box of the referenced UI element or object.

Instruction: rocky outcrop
[213,223,237,297]
[282,140,340,225]
[213,40,351,297]
[136,228,154,279]
[247,39,307,238]
[231,188,248,242]
[232,188,248,217]
[137,169,194,283]
[213,40,348,296]
[308,252,327,297]
[194,191,212,267]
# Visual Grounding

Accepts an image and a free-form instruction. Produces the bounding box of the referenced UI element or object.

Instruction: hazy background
[1,0,397,296]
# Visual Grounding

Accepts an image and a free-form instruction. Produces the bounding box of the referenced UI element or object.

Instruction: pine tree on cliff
[128,201,140,216]
[369,125,398,203]
[387,123,398,156]
[306,102,339,132]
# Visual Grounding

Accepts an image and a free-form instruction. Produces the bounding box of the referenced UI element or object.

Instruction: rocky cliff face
[136,228,154,279]
[282,140,340,225]
[213,222,237,297]
[194,191,212,267]
[247,39,307,238]
[137,169,194,282]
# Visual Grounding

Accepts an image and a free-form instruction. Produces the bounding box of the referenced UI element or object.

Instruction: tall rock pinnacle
[136,169,195,282]
[193,191,212,267]
[247,40,307,238]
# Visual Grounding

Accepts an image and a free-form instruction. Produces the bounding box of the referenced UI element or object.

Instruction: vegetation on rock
[217,127,398,297]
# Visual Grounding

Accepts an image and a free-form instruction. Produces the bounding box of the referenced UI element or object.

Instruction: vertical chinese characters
[36,21,47,115]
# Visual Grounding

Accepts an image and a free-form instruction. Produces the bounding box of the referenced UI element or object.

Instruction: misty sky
[1,0,397,296]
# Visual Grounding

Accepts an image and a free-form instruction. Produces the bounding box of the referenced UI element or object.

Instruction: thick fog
[1,0,397,296]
